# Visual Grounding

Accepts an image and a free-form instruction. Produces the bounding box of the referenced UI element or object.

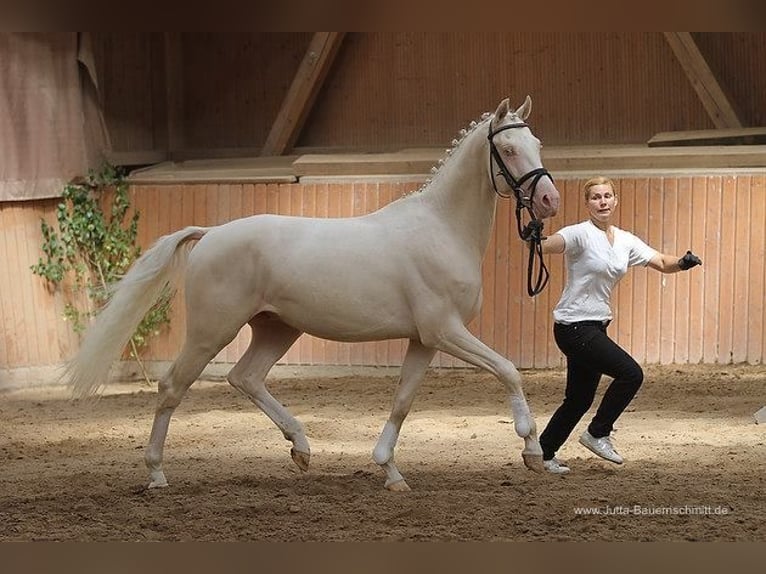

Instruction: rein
[487,122,552,297]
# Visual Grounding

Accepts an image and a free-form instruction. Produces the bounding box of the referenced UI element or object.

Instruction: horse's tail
[67,226,209,399]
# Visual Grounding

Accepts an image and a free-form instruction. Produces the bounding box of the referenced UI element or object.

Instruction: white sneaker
[579,431,623,464]
[543,457,571,474]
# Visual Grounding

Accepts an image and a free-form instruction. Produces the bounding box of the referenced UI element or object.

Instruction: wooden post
[663,32,742,129]
[261,32,345,156]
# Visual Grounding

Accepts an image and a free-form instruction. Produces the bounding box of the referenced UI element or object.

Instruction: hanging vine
[31,163,172,384]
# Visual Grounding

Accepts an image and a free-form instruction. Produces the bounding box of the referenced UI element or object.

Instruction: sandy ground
[0,363,764,541]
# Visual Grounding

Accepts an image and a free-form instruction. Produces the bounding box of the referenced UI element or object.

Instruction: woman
[538,176,702,474]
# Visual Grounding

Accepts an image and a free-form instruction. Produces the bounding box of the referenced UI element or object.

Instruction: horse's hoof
[291,448,310,472]
[148,471,169,489]
[385,479,411,492]
[522,452,544,473]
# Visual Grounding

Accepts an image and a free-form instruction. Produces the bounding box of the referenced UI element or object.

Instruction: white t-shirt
[552,220,657,324]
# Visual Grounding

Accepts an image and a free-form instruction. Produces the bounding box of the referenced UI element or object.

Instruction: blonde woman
[538,177,702,474]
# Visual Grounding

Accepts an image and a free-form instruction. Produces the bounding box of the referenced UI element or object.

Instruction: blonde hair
[583,176,616,200]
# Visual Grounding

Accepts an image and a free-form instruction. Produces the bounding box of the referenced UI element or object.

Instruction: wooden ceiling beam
[261,32,345,157]
[663,32,742,129]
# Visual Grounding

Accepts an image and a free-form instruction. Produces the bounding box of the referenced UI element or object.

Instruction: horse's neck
[419,126,498,256]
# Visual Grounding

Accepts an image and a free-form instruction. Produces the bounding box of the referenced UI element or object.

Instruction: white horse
[67,96,560,491]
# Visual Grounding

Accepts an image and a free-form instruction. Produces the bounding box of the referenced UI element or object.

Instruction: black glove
[678,250,702,271]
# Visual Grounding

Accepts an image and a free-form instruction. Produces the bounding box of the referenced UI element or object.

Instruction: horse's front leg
[432,321,544,472]
[373,339,436,491]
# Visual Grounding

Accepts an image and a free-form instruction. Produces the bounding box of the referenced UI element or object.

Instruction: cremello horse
[68,96,560,491]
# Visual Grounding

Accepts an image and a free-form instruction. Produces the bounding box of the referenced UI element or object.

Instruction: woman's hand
[678,250,702,271]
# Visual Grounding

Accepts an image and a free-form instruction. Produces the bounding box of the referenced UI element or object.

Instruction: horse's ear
[515,95,532,120]
[494,98,511,123]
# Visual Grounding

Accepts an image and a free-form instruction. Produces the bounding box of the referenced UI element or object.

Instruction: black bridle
[487,121,552,297]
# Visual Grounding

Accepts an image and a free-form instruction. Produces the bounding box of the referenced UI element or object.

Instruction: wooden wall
[92,33,766,158]
[2,173,765,375]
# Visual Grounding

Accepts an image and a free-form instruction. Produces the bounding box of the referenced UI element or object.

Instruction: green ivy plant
[31,163,172,384]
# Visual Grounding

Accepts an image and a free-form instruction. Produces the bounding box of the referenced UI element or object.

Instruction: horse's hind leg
[145,344,224,488]
[430,321,544,472]
[373,339,436,491]
[226,315,308,470]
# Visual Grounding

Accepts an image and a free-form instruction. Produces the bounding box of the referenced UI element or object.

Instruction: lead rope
[518,209,550,297]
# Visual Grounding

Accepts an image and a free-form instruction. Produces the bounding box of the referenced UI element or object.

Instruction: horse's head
[488,96,560,219]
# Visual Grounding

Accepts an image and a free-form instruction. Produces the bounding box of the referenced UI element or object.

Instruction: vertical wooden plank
[544,178,568,368]
[277,184,293,215]
[240,183,254,218]
[753,180,766,363]
[42,201,69,363]
[230,183,243,221]
[615,178,635,354]
[21,203,47,365]
[204,183,219,229]
[182,185,196,225]
[0,203,19,368]
[493,199,510,361]
[266,183,279,215]
[0,206,9,363]
[193,184,208,226]
[217,183,232,224]
[659,178,678,365]
[644,178,664,363]
[731,176,751,363]
[702,176,722,362]
[673,177,693,363]
[327,182,341,217]
[10,206,34,365]
[134,186,150,251]
[13,204,35,365]
[687,176,707,363]
[506,202,523,366]
[254,183,268,215]
[480,201,497,359]
[21,204,44,364]
[378,182,393,209]
[717,176,737,363]
[532,235,550,369]
[752,176,766,364]
[630,178,650,363]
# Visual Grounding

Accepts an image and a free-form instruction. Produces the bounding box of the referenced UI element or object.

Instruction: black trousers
[539,321,644,461]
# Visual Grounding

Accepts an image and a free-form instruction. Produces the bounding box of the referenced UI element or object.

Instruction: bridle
[487,120,553,297]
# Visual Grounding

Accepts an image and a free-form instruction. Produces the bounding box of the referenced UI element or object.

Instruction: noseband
[487,121,552,296]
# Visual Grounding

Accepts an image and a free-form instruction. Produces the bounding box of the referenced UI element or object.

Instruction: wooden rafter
[663,32,742,129]
[261,32,345,156]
